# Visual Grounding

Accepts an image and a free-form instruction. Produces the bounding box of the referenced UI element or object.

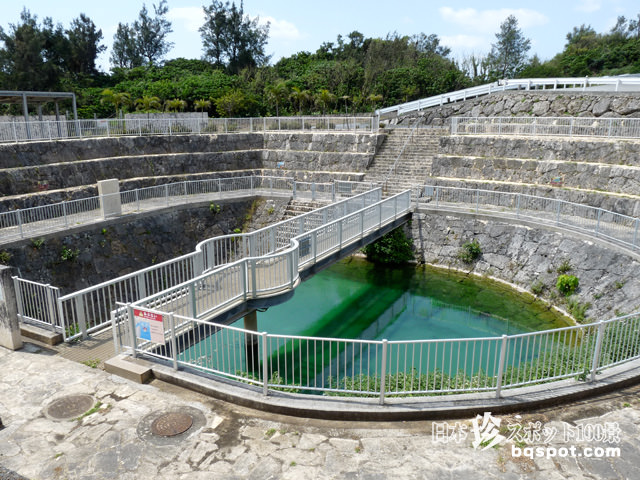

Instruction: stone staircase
[282,199,327,219]
[365,127,447,195]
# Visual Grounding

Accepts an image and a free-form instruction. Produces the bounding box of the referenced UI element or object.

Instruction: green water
[242,256,570,340]
[181,257,571,386]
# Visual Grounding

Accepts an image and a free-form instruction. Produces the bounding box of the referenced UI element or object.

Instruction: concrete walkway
[1,342,639,479]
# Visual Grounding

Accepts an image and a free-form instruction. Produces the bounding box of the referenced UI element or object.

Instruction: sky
[2,0,639,73]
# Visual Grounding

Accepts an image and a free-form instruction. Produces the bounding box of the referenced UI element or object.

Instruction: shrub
[209,202,221,214]
[557,274,579,296]
[60,246,80,262]
[556,260,572,274]
[0,250,12,264]
[363,228,414,265]
[567,296,590,323]
[531,279,545,296]
[456,239,482,264]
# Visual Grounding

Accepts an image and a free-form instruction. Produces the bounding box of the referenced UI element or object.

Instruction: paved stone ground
[1,343,639,480]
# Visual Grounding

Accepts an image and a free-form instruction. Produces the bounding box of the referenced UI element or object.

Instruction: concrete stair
[283,200,327,219]
[365,128,447,195]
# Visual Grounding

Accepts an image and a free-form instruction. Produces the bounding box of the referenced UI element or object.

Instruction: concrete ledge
[20,324,63,346]
[146,357,640,421]
[104,354,153,384]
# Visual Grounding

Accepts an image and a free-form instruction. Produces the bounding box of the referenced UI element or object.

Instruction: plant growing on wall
[457,239,482,264]
[557,274,579,296]
[363,227,413,264]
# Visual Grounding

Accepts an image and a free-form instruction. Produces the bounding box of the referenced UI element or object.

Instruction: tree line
[1,3,639,119]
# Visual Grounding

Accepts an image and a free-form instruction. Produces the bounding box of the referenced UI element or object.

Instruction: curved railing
[51,187,382,341]
[376,76,640,118]
[0,115,375,144]
[113,183,640,403]
[451,116,640,139]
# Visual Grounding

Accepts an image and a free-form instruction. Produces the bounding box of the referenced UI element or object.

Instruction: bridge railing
[49,186,382,341]
[417,185,640,252]
[0,116,375,144]
[113,299,640,402]
[128,190,410,321]
[377,76,640,118]
[451,116,640,139]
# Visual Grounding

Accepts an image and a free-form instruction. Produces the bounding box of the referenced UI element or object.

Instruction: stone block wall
[411,211,640,322]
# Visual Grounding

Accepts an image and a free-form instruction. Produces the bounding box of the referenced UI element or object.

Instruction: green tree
[164,98,187,112]
[65,14,106,76]
[200,0,270,74]
[289,86,311,114]
[111,23,142,69]
[486,15,531,80]
[363,228,414,264]
[134,1,173,66]
[264,81,289,116]
[315,89,336,115]
[135,95,162,112]
[100,89,131,117]
[215,89,248,117]
[194,98,212,117]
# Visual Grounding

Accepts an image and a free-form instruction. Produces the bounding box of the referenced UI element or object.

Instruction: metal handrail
[0,115,375,144]
[376,76,640,118]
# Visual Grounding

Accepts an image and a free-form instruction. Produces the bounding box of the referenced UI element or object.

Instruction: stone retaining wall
[411,211,640,322]
[395,91,640,126]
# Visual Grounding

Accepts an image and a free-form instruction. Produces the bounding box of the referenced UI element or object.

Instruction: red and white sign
[133,308,165,343]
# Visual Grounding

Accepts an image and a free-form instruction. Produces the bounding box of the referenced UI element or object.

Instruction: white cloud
[439,7,549,34]
[259,16,304,41]
[167,6,204,33]
[575,0,601,13]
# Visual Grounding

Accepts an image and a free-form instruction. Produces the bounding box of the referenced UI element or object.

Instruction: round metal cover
[45,394,95,421]
[151,412,193,437]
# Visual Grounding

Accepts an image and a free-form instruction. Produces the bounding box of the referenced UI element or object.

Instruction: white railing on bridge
[114,300,640,402]
[451,116,640,139]
[50,187,383,341]
[0,176,374,244]
[129,190,409,320]
[0,116,375,144]
[377,76,640,118]
[416,185,640,253]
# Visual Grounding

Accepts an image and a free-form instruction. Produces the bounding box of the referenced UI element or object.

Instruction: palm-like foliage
[135,95,162,112]
[289,86,311,115]
[315,89,336,115]
[164,98,187,112]
[264,81,289,116]
[194,98,211,118]
[100,89,131,118]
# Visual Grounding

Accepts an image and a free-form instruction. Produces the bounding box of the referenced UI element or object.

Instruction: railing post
[111,309,120,354]
[165,184,170,206]
[292,182,297,199]
[12,277,24,324]
[225,118,228,133]
[16,210,24,239]
[495,334,508,398]
[435,187,439,207]
[359,211,364,239]
[312,182,316,201]
[251,259,257,297]
[379,339,388,405]
[45,285,57,332]
[75,296,88,340]
[183,180,188,201]
[262,332,269,396]
[312,231,318,264]
[556,200,561,224]
[169,312,178,371]
[135,189,140,212]
[128,304,137,358]
[595,209,601,236]
[189,283,197,317]
[338,221,343,250]
[331,182,335,202]
[475,189,479,213]
[634,219,639,250]
[516,194,521,218]
[590,321,606,382]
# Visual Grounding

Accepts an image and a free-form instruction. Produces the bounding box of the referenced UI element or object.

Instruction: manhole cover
[137,406,206,445]
[151,412,193,437]
[45,394,95,421]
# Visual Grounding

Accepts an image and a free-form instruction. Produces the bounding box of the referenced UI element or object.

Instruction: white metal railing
[377,76,640,118]
[0,176,372,244]
[416,185,640,252]
[129,190,410,320]
[51,186,385,341]
[0,116,375,144]
[451,116,640,139]
[114,299,640,402]
[12,277,61,333]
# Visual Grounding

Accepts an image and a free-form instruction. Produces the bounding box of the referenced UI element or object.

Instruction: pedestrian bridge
[124,187,412,327]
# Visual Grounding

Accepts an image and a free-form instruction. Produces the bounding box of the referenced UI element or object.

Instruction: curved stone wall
[411,210,640,322]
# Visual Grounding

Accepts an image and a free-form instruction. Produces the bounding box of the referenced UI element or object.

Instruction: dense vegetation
[0,3,639,119]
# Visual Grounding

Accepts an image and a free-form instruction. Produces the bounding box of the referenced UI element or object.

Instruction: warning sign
[134,308,165,343]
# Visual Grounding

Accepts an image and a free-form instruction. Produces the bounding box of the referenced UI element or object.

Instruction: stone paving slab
[1,343,639,479]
